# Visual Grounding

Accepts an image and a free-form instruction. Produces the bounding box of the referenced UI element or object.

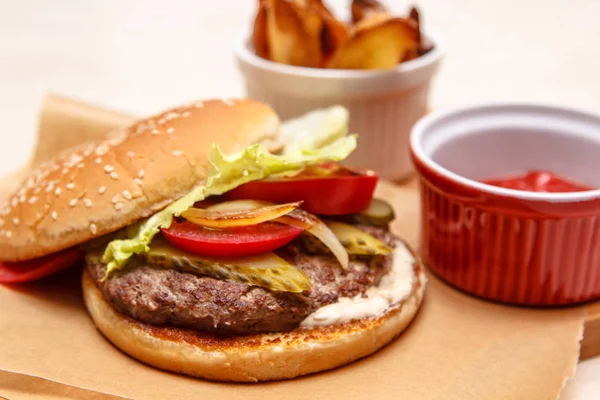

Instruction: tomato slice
[0,248,84,284]
[225,163,378,215]
[161,221,304,258]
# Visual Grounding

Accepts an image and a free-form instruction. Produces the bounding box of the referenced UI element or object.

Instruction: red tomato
[0,249,83,284]
[161,221,304,257]
[225,164,378,215]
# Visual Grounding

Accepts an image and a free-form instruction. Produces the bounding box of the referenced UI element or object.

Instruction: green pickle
[142,239,312,293]
[354,198,395,227]
[325,221,392,255]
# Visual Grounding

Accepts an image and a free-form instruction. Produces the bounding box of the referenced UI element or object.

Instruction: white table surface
[0,0,598,398]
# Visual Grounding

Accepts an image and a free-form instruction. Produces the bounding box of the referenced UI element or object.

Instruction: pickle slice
[325,220,393,255]
[354,198,395,227]
[142,239,312,293]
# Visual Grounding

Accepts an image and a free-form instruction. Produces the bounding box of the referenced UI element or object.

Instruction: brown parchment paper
[0,95,584,400]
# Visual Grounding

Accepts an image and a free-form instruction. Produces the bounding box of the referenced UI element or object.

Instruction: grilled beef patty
[86,226,396,336]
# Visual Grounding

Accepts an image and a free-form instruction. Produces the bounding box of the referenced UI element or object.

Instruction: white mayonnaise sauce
[300,243,416,328]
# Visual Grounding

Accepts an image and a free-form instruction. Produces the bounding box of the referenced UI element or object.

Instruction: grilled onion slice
[277,209,349,269]
[181,200,301,228]
[183,199,349,270]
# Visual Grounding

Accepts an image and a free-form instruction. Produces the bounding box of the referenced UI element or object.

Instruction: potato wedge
[252,0,270,59]
[409,6,420,25]
[351,0,387,24]
[405,6,435,60]
[309,0,349,60]
[265,0,323,67]
[402,6,421,61]
[251,0,428,68]
[326,12,420,70]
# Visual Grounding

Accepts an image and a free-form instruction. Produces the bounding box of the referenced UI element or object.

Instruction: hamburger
[0,99,425,382]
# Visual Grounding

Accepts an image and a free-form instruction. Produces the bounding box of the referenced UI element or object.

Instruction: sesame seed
[19,195,26,203]
[126,151,135,158]
[33,187,41,194]
[104,165,114,173]
[83,198,92,208]
[51,211,58,220]
[137,169,145,178]
[110,171,119,180]
[151,129,160,135]
[11,198,18,207]
[182,111,191,117]
[77,163,85,169]
[6,231,12,238]
[134,178,143,186]
[68,153,83,164]
[194,101,204,108]
[167,127,174,134]
[112,194,120,203]
[17,188,26,196]
[95,144,109,156]
[66,182,75,190]
[90,223,97,235]
[12,218,19,225]
[222,98,235,106]
[98,186,106,194]
[165,112,179,120]
[122,190,132,200]
[54,188,61,196]
[69,198,78,207]
[114,202,123,210]
[28,196,38,204]
[95,157,102,164]
[108,136,122,146]
[173,150,183,157]
[62,168,69,174]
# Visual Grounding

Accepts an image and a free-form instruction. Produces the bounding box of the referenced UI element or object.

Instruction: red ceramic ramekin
[409,104,600,306]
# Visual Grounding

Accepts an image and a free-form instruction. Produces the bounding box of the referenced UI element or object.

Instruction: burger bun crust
[0,99,279,262]
[82,258,426,382]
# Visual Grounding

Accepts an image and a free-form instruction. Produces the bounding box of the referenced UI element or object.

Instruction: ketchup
[482,171,594,193]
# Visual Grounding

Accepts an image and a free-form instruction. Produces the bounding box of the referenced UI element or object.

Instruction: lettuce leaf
[280,106,349,156]
[101,186,204,278]
[101,108,356,278]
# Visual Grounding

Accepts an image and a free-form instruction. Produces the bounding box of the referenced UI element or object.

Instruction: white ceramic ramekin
[410,103,600,306]
[235,34,444,181]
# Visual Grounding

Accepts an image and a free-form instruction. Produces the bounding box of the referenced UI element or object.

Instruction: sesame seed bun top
[0,99,280,262]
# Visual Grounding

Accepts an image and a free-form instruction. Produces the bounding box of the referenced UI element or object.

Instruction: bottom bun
[82,260,426,382]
